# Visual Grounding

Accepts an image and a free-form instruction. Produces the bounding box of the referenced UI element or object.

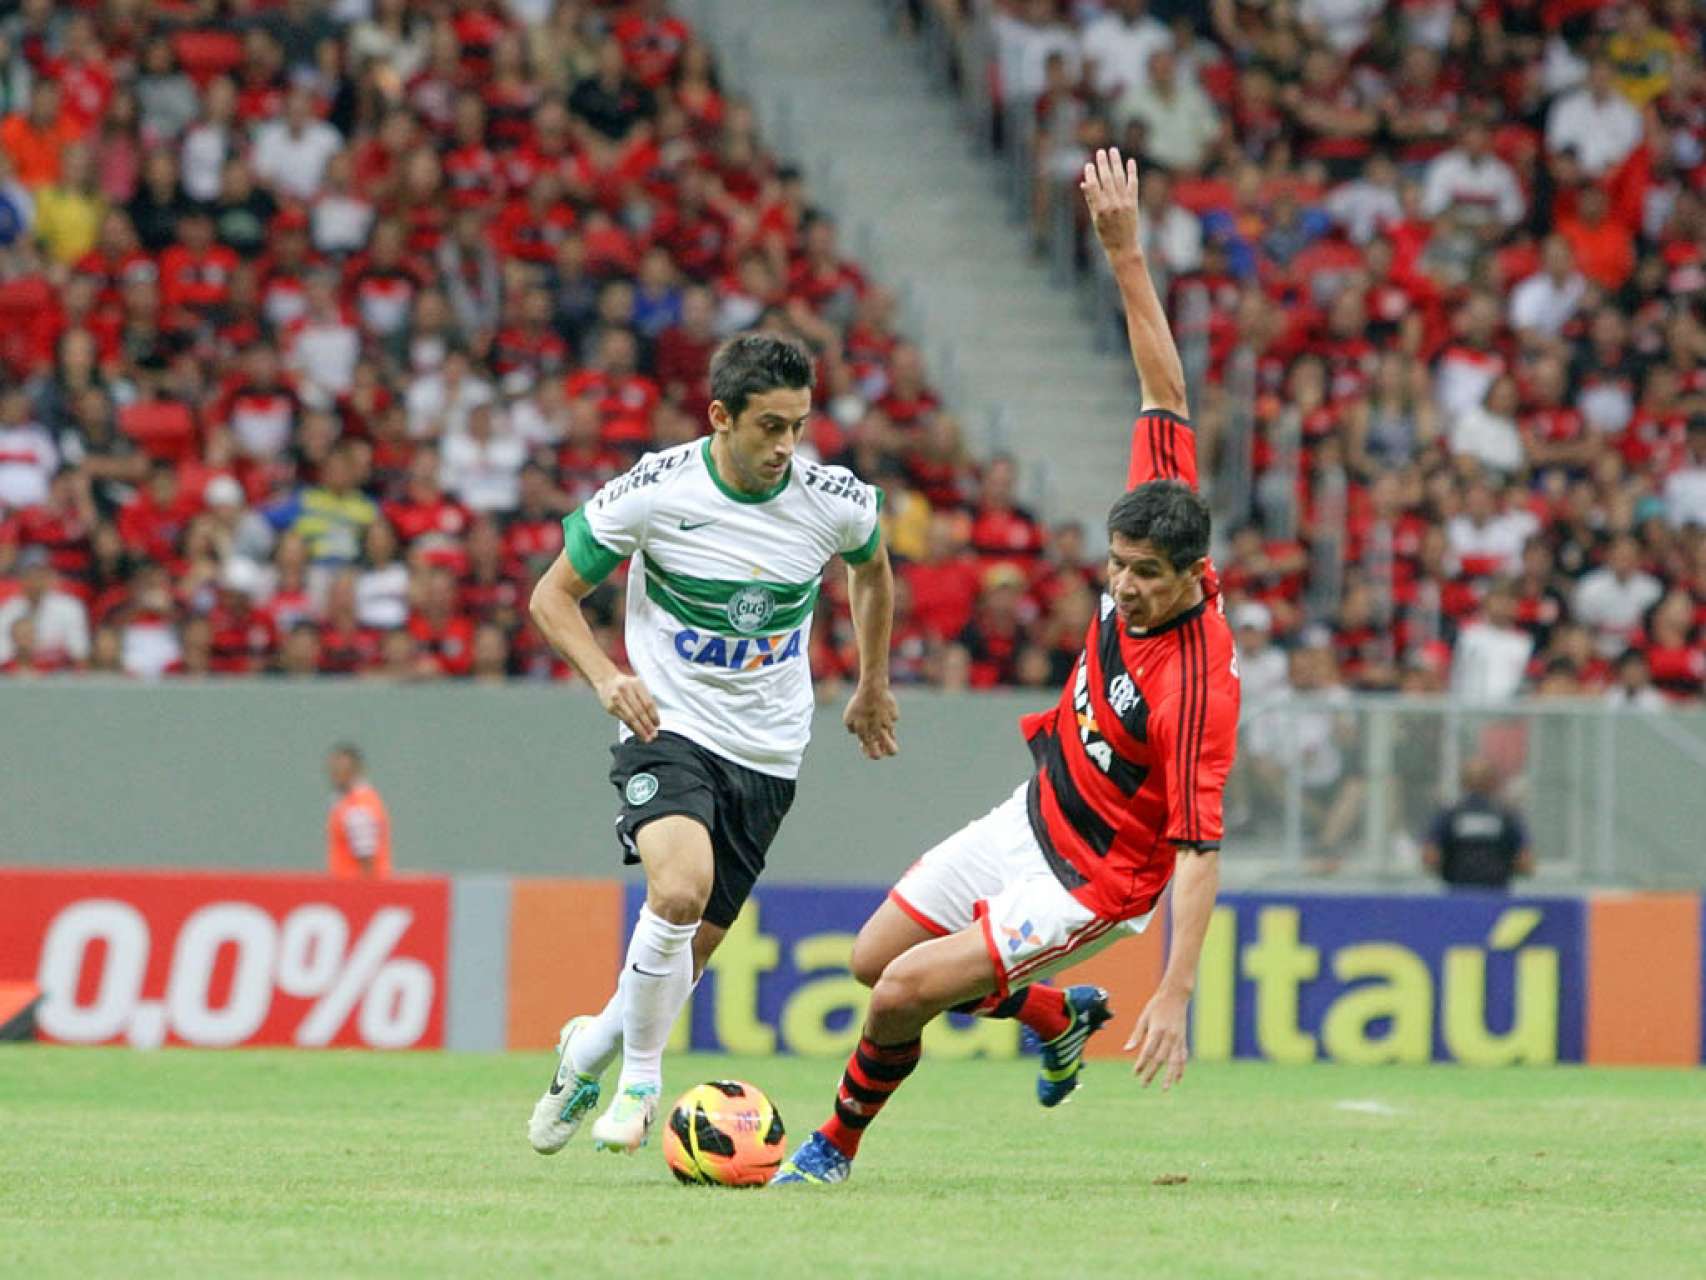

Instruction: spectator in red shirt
[407,564,475,677]
[956,562,1031,689]
[383,447,470,546]
[876,341,940,430]
[968,454,1046,566]
[613,0,695,90]
[318,571,380,675]
[117,460,198,566]
[205,556,279,674]
[1639,588,1704,703]
[653,284,718,411]
[1558,185,1635,291]
[903,513,982,642]
[159,208,238,316]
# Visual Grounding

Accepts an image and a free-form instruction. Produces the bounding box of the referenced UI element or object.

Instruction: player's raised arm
[530,551,660,742]
[1082,148,1189,419]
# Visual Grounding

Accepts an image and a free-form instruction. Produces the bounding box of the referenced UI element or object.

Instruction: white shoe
[590,1082,660,1154]
[527,1016,603,1155]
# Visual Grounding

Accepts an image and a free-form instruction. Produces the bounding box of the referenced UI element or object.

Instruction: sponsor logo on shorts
[625,772,660,806]
[1001,919,1042,955]
[672,627,804,670]
[725,584,777,633]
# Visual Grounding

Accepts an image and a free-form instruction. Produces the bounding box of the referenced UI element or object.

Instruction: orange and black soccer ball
[662,1080,785,1187]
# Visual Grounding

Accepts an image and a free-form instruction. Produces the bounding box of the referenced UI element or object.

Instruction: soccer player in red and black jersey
[775,150,1240,1185]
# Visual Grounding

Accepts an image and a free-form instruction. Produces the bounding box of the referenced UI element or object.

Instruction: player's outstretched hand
[1126,988,1189,1091]
[1081,146,1142,259]
[595,672,661,743]
[843,681,900,760]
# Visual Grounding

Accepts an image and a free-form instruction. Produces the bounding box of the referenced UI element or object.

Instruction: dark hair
[1106,480,1211,571]
[709,333,814,421]
[329,742,364,766]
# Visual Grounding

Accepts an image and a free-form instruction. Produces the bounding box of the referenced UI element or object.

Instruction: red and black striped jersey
[1018,410,1240,921]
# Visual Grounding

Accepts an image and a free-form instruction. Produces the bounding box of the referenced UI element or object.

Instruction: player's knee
[647,874,710,924]
[868,962,928,1022]
[849,932,891,988]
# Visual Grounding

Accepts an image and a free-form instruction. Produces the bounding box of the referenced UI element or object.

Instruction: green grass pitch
[3,1048,1703,1279]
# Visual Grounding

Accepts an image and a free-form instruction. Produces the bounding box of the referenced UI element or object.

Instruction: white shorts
[889,784,1154,997]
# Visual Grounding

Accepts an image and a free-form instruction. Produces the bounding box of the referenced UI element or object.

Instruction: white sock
[572,972,706,1079]
[615,906,699,1093]
[569,989,625,1079]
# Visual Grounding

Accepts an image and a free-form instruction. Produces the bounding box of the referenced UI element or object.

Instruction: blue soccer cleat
[769,1130,852,1186]
[1036,985,1114,1107]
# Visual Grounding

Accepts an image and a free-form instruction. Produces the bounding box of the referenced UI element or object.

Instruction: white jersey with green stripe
[562,438,882,778]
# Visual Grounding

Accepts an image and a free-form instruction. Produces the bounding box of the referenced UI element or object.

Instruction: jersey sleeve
[341,804,381,860]
[1126,409,1200,492]
[560,460,656,586]
[1149,663,1239,850]
[834,473,885,566]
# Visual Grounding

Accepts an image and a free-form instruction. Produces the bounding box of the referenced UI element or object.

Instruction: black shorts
[608,731,797,929]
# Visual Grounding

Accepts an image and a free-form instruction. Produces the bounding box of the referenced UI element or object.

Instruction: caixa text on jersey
[672,627,805,669]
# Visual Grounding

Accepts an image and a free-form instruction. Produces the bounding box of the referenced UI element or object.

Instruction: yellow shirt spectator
[33,183,105,264]
[1607,26,1680,107]
[881,486,933,563]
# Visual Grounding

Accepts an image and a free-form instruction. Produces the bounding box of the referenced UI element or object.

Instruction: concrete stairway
[680,0,1140,531]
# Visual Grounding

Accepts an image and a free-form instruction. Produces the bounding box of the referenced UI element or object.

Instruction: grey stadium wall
[0,682,1042,879]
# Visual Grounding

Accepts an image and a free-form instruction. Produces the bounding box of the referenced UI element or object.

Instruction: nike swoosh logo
[630,963,669,978]
[679,518,718,531]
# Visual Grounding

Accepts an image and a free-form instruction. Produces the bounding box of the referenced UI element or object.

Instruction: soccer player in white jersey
[526,334,899,1156]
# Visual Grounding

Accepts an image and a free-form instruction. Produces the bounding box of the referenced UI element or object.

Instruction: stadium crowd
[0,0,1700,711]
[971,0,1704,707]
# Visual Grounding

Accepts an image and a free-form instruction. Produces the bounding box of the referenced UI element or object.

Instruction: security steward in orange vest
[325,742,393,879]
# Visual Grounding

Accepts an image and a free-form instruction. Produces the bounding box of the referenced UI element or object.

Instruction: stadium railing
[1231,697,1706,891]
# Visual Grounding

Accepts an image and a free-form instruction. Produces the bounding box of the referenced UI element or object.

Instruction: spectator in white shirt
[1079,0,1171,98]
[252,86,344,201]
[1447,481,1540,577]
[355,516,410,631]
[1508,235,1589,341]
[1115,48,1222,173]
[0,547,90,666]
[286,270,362,405]
[117,561,183,678]
[1451,580,1534,704]
[310,150,374,255]
[1327,153,1402,245]
[179,75,238,203]
[1604,649,1667,711]
[1433,293,1505,422]
[1448,376,1525,477]
[440,402,525,513]
[1664,417,1706,529]
[0,390,56,510]
[1573,535,1664,658]
[1298,0,1384,54]
[1422,119,1525,230]
[1231,602,1289,716]
[1135,165,1202,275]
[1546,57,1644,177]
[406,347,495,439]
[993,0,1080,106]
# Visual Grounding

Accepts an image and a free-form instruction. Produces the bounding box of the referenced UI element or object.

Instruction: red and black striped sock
[818,1034,922,1159]
[954,985,1072,1041]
